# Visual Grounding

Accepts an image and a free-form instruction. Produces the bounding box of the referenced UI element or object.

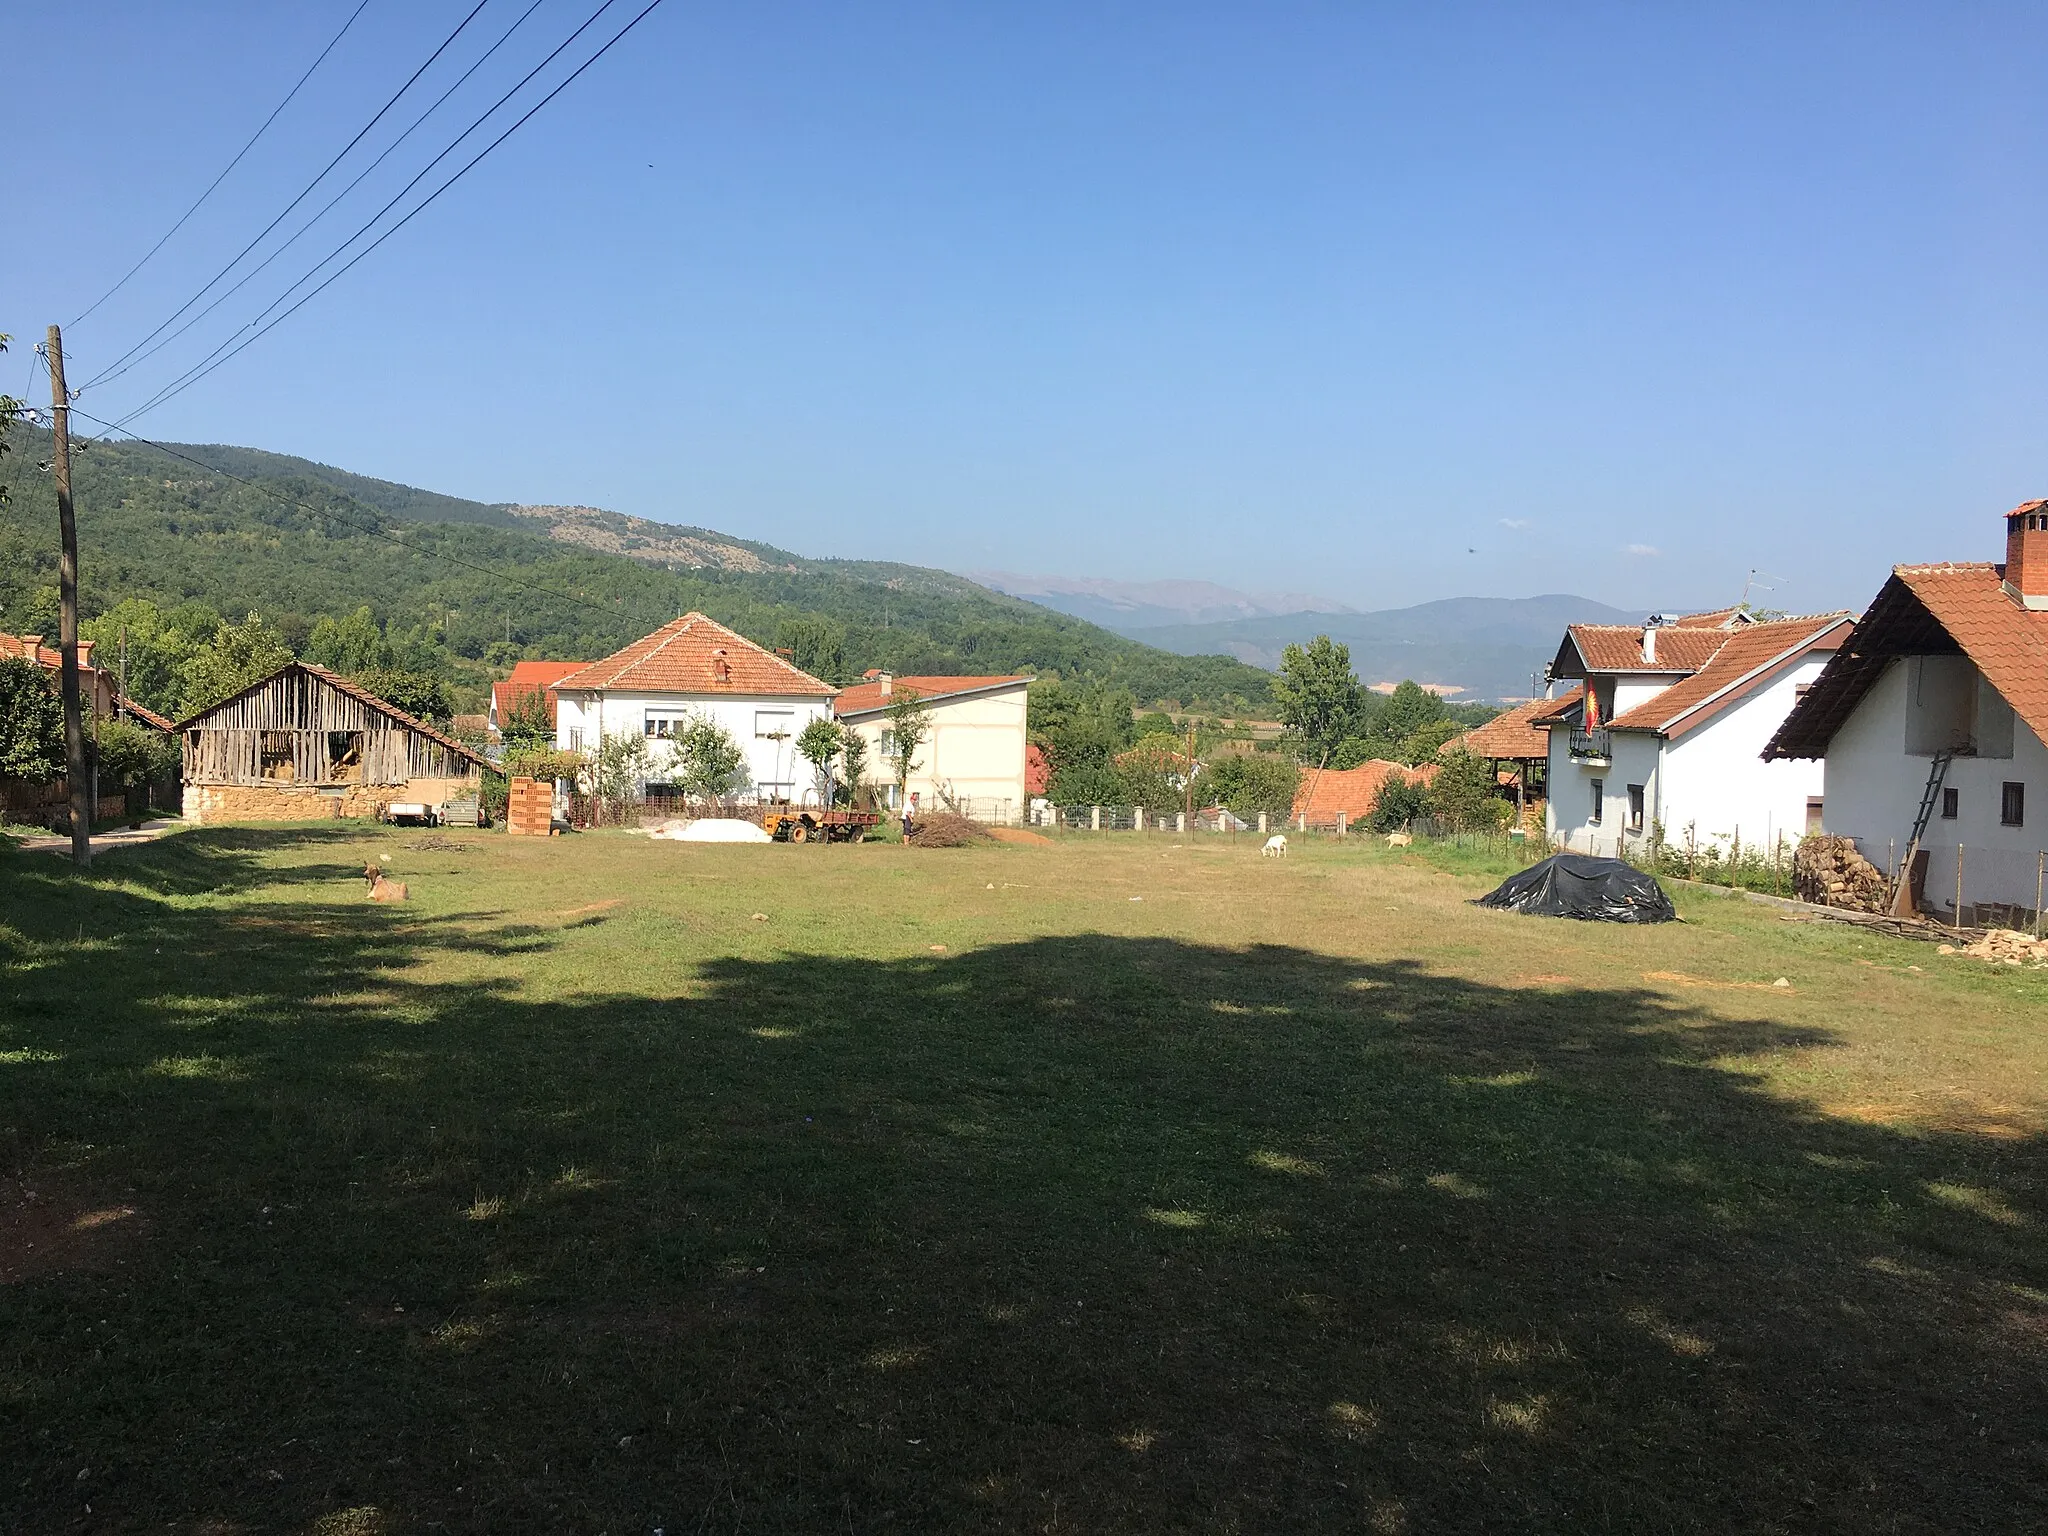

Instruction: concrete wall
[1546,729,1661,857]
[554,690,833,800]
[841,684,1029,820]
[1820,659,2048,917]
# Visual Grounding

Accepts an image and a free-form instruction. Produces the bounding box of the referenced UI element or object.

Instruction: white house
[1540,608,1854,858]
[549,613,836,800]
[832,671,1032,823]
[1766,502,2048,926]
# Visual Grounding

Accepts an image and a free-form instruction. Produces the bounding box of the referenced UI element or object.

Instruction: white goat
[1262,833,1288,858]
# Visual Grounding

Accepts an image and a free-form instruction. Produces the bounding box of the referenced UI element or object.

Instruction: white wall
[554,690,833,800]
[1658,655,1830,853]
[1546,729,1661,857]
[841,684,1029,820]
[1544,654,1831,859]
[1820,659,2048,918]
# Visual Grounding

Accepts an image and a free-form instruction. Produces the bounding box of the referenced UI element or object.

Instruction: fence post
[1956,844,1964,929]
[1297,813,1306,833]
[1135,807,1144,832]
[1090,805,1101,832]
[1175,811,1186,834]
[1337,811,1348,838]
[1257,812,1267,835]
[2036,852,2044,939]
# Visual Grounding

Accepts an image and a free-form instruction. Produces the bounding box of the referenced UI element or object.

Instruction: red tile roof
[1455,696,1556,759]
[491,659,586,727]
[1604,615,1852,738]
[117,696,177,732]
[1556,623,1728,675]
[1292,759,1436,824]
[1529,684,1585,726]
[1025,742,1050,796]
[552,614,834,697]
[1769,564,2048,757]
[833,674,1031,716]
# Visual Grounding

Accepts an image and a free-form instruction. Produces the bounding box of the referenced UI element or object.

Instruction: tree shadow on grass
[2,866,2045,1533]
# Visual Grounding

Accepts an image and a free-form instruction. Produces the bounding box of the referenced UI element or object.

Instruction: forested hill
[0,427,1272,712]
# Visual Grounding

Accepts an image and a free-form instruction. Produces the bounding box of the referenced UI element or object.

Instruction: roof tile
[552,614,834,697]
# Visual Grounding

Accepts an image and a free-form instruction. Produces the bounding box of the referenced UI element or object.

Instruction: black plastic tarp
[1472,853,1677,923]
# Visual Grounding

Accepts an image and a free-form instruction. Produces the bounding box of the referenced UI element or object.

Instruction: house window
[568,728,585,751]
[1627,784,1645,833]
[757,780,793,802]
[1589,777,1604,825]
[2003,782,2026,827]
[1805,797,1824,834]
[1940,787,1959,820]
[878,729,897,759]
[754,710,795,740]
[644,712,686,739]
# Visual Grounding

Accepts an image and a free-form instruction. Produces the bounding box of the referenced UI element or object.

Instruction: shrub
[95,718,179,789]
[0,656,64,781]
[1366,775,1430,833]
[1205,753,1300,816]
[1428,747,1506,832]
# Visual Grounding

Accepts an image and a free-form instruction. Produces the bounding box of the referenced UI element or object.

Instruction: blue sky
[7,1,2048,614]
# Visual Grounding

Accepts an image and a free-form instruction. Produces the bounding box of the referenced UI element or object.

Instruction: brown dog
[362,862,409,902]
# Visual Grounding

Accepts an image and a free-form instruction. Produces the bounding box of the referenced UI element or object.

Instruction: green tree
[776,615,847,682]
[591,732,653,819]
[351,667,453,724]
[795,716,844,804]
[837,725,870,806]
[673,714,748,806]
[176,613,293,717]
[94,716,179,790]
[1397,717,1463,766]
[883,688,933,807]
[1366,775,1431,834]
[81,599,217,715]
[1363,681,1450,758]
[1029,678,1137,794]
[498,687,553,751]
[0,655,64,780]
[1428,746,1508,832]
[1114,732,1191,815]
[1205,753,1301,817]
[1273,636,1366,773]
[305,606,395,674]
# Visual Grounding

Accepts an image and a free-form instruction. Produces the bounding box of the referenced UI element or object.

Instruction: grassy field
[3,825,2045,1534]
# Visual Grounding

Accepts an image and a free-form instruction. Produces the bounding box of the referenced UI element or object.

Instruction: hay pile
[908,812,992,848]
[1793,835,1890,913]
[1938,929,2048,967]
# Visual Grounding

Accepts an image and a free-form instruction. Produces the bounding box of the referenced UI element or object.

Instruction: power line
[82,0,554,398]
[67,0,375,329]
[81,0,496,391]
[106,0,666,431]
[67,404,664,630]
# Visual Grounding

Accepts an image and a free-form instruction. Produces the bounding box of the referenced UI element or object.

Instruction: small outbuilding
[178,662,486,824]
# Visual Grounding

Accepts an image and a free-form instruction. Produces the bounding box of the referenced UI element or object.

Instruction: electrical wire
[67,0,375,329]
[82,0,553,398]
[68,404,660,628]
[80,0,496,391]
[106,0,666,431]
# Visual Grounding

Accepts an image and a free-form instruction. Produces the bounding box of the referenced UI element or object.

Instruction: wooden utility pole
[46,327,91,866]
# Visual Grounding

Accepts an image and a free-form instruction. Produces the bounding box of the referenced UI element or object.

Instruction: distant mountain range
[970,571,1352,632]
[970,580,1648,701]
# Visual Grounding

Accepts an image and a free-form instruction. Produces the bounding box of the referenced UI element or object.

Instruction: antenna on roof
[1739,569,1783,606]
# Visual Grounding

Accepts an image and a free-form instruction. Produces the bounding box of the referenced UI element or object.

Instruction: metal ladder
[1891,751,1955,913]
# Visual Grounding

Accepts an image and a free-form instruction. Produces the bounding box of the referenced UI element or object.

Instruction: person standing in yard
[902,790,919,839]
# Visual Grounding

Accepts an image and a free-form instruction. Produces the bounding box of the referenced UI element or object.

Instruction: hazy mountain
[969,571,1351,633]
[1126,594,1649,701]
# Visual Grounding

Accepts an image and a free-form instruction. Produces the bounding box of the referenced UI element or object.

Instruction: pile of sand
[646,818,770,843]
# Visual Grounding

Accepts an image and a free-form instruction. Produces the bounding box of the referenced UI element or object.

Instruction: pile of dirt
[988,827,1052,846]
[908,812,992,848]
[1793,834,1890,913]
[1939,929,2048,967]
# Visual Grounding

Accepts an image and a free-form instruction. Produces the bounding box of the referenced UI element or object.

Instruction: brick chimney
[2007,499,2048,609]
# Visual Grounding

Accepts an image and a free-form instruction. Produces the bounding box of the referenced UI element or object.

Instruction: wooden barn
[177,662,486,824]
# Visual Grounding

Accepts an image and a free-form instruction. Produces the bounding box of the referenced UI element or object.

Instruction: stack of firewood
[1793,834,1891,913]
[1939,929,2048,967]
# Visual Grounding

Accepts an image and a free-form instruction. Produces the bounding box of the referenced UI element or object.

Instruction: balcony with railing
[1567,727,1612,764]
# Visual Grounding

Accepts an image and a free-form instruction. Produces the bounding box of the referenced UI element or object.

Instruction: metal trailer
[762,809,882,844]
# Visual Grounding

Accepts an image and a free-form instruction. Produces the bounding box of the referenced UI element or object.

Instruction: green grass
[3,827,2045,1533]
